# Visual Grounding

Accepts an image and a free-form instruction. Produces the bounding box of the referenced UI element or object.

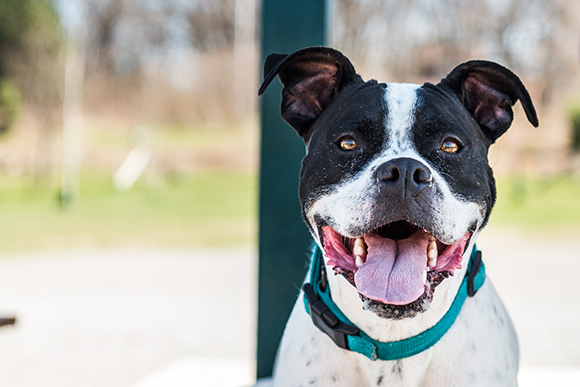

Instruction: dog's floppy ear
[258,46,361,137]
[438,60,538,143]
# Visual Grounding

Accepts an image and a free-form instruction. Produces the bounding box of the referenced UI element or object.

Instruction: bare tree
[333,0,572,102]
[182,0,235,53]
[85,0,125,75]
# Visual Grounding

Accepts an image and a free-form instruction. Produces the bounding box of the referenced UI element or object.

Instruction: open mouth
[322,220,471,308]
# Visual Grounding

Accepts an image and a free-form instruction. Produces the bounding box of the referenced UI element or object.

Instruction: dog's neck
[323,237,479,342]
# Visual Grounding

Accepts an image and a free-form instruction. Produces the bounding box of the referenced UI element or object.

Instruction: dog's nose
[377,157,432,195]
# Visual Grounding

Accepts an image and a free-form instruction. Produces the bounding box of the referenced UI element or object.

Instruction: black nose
[376,157,432,195]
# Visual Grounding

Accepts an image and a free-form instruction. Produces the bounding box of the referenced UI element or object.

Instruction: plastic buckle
[467,250,482,297]
[302,283,359,350]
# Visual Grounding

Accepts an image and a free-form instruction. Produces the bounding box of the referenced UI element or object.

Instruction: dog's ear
[258,46,361,137]
[438,60,538,143]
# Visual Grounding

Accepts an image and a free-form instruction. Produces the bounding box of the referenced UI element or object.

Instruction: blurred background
[0,0,577,386]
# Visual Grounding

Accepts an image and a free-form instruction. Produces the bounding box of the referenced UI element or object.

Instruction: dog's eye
[440,140,459,154]
[339,137,358,150]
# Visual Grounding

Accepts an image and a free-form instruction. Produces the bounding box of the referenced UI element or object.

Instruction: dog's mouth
[321,220,471,308]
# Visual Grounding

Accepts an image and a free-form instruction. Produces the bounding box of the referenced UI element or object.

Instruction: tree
[334,0,572,103]
[0,0,64,133]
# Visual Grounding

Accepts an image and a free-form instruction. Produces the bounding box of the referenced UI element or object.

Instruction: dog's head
[259,47,538,319]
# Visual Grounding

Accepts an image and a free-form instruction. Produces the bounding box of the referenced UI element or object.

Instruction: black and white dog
[258,47,537,387]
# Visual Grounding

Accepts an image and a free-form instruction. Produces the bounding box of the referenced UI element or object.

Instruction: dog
[258,46,538,387]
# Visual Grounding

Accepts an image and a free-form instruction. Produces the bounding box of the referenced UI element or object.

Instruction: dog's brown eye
[340,137,358,150]
[441,140,459,154]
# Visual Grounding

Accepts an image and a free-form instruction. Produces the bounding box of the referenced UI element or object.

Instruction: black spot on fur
[309,379,317,385]
[377,375,384,385]
[392,360,403,378]
[470,342,478,353]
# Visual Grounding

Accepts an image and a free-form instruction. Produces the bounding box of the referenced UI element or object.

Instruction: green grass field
[0,171,577,252]
[491,176,580,235]
[0,171,257,252]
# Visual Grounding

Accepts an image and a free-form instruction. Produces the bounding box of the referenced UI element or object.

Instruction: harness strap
[303,244,485,361]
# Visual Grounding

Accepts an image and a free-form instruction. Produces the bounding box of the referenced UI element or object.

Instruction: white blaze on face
[306,83,484,245]
[383,83,420,156]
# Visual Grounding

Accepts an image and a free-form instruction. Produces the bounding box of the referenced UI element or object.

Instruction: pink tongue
[354,230,429,305]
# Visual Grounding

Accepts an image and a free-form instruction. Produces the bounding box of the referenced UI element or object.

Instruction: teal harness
[302,244,485,361]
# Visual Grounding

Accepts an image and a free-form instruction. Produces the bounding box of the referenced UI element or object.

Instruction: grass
[490,175,580,235]
[0,169,578,253]
[0,170,257,252]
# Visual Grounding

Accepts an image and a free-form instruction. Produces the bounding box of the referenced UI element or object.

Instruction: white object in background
[60,0,87,208]
[113,144,152,191]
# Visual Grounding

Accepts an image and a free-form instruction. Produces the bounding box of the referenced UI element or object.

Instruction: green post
[257,0,329,379]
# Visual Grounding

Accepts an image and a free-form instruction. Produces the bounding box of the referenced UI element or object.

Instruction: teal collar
[303,244,485,361]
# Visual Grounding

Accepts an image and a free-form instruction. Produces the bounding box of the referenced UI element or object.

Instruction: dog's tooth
[354,237,366,268]
[427,240,437,258]
[427,240,438,268]
[354,237,366,257]
[428,257,437,268]
[422,269,427,283]
[427,243,437,259]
